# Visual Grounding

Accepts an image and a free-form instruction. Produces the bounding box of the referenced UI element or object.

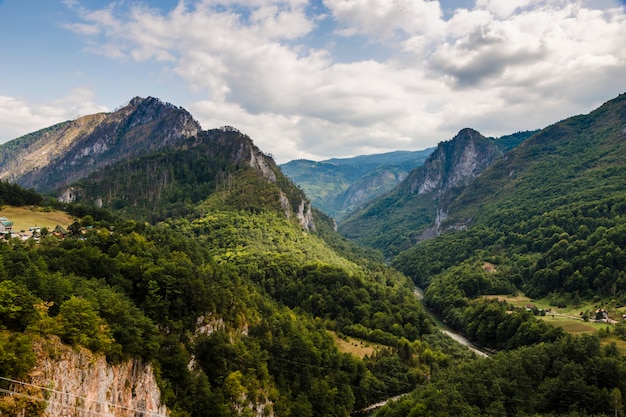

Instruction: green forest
[0,177,472,417]
[372,95,626,416]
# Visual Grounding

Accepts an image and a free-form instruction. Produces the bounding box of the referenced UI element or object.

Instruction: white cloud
[46,0,626,163]
[323,0,444,39]
[0,89,108,143]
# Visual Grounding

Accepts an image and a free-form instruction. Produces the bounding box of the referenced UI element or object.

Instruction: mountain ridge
[0,96,200,192]
[337,128,534,256]
[280,148,434,220]
[0,97,318,230]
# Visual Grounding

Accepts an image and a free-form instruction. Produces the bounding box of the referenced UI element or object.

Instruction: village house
[0,216,13,237]
[53,225,68,238]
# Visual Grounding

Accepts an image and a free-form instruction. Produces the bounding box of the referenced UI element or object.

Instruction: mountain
[371,93,626,417]
[0,97,200,192]
[394,92,626,292]
[0,97,468,417]
[0,97,317,228]
[63,126,318,228]
[338,129,535,257]
[279,149,434,221]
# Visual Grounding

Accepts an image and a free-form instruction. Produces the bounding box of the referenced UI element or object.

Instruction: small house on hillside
[0,216,13,231]
[53,225,67,238]
[0,217,13,237]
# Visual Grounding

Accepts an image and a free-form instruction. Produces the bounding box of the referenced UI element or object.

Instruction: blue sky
[1,0,626,163]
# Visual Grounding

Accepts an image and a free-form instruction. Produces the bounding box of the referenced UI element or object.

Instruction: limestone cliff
[408,128,502,197]
[406,128,502,231]
[21,338,168,417]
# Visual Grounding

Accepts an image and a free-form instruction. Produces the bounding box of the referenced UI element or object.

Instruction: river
[413,288,489,358]
[351,287,489,416]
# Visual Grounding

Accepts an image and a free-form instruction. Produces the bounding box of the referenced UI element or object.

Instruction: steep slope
[0,99,468,417]
[369,95,626,417]
[62,126,316,229]
[441,94,626,230]
[280,149,433,220]
[0,97,200,192]
[393,92,626,333]
[339,128,511,256]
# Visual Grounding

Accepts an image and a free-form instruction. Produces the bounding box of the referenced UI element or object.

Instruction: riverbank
[351,287,492,416]
[414,288,490,358]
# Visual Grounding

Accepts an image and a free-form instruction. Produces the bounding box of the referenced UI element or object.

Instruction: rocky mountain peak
[410,128,502,196]
[403,127,503,234]
[0,96,201,192]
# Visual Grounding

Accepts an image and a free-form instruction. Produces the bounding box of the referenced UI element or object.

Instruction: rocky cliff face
[0,97,200,192]
[23,337,167,417]
[405,128,502,232]
[409,128,502,196]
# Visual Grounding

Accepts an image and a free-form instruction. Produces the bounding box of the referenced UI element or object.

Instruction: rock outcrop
[409,128,502,196]
[23,338,168,417]
[406,128,502,231]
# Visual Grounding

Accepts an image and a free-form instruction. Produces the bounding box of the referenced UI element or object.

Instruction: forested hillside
[370,95,626,416]
[0,182,472,416]
[339,129,535,257]
[67,127,304,223]
[0,108,473,416]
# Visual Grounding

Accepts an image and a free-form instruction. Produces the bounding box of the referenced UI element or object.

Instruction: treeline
[0,180,43,207]
[377,334,625,417]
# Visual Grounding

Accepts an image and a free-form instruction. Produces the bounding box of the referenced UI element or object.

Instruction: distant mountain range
[337,129,536,256]
[279,149,434,221]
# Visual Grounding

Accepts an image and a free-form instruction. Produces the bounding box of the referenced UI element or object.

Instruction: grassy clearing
[329,331,381,359]
[484,293,533,307]
[603,338,626,355]
[485,293,625,320]
[538,315,603,334]
[482,293,626,354]
[0,205,74,232]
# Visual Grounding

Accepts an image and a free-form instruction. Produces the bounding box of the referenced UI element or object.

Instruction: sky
[1,0,626,163]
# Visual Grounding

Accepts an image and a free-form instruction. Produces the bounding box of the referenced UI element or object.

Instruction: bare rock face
[410,128,501,197]
[0,96,201,192]
[26,338,168,417]
[243,142,277,183]
[406,128,502,233]
[296,199,316,232]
